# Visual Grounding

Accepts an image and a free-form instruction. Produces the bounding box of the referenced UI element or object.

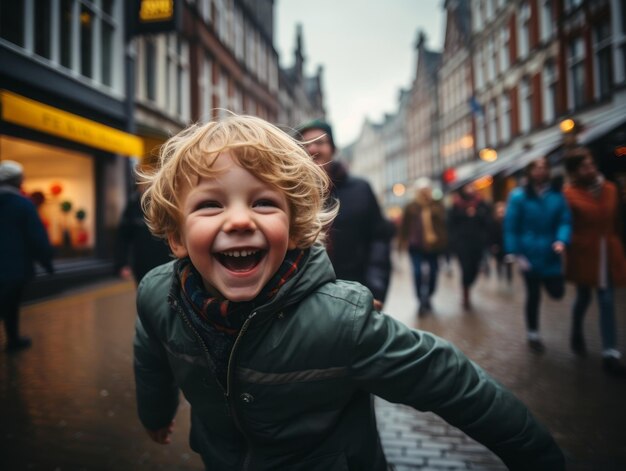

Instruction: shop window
[1,136,96,259]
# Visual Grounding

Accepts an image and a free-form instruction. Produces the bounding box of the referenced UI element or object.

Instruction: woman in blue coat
[504,157,571,352]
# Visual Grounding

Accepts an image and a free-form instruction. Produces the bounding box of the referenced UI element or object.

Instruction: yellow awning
[1,90,144,157]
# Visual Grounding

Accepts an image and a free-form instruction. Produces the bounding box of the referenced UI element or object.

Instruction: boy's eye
[196,200,221,210]
[254,199,278,208]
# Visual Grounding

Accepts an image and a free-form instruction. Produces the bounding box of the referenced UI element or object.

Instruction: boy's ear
[167,232,189,258]
[288,237,298,250]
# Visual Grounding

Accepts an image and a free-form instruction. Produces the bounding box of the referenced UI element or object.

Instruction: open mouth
[215,249,266,272]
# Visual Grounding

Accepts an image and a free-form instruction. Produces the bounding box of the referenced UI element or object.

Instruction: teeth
[222,249,258,257]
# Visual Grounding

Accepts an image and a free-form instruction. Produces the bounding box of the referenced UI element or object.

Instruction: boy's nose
[223,207,256,233]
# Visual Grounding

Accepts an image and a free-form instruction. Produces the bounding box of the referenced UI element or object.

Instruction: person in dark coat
[563,147,626,376]
[448,183,492,310]
[114,179,172,284]
[297,120,392,306]
[504,157,571,353]
[0,160,54,352]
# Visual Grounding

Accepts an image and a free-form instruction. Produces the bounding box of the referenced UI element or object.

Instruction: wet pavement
[1,251,625,470]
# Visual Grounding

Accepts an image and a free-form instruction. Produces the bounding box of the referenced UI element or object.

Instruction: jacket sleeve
[349,292,565,470]
[133,282,180,430]
[504,191,522,255]
[556,194,572,245]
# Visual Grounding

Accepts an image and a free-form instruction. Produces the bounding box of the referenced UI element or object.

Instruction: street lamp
[392,183,406,197]
[479,148,498,162]
[559,118,576,133]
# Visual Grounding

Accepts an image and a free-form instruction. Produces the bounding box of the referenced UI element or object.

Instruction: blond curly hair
[139,114,338,249]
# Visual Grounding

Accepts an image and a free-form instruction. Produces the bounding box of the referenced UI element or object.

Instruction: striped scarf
[174,249,306,386]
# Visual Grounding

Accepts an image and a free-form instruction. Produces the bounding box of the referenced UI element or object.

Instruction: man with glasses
[298,120,392,308]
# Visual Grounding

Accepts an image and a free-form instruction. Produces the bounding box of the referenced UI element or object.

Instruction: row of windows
[194,0,278,93]
[0,0,123,93]
[474,2,556,91]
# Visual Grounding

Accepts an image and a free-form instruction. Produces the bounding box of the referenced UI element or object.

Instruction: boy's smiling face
[168,152,295,302]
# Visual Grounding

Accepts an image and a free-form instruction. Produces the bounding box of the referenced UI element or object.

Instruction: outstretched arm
[350,293,565,470]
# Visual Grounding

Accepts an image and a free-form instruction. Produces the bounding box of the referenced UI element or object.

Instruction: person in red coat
[563,146,626,377]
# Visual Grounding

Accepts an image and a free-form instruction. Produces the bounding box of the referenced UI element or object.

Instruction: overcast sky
[275,0,444,148]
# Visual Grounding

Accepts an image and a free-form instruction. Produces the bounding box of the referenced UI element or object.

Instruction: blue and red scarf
[174,249,306,386]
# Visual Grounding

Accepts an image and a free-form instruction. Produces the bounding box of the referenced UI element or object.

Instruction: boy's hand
[146,420,175,444]
[552,241,565,254]
[373,299,383,311]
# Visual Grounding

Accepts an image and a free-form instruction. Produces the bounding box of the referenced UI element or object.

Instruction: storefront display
[0,135,96,258]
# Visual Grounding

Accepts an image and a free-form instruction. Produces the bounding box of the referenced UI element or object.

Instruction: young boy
[134,115,564,470]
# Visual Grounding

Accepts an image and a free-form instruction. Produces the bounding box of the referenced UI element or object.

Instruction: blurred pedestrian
[298,119,391,307]
[504,157,571,353]
[489,201,512,285]
[448,183,492,310]
[114,168,172,284]
[563,147,626,377]
[0,160,54,352]
[398,177,448,314]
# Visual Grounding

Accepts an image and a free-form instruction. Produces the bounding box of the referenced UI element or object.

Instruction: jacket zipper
[173,296,258,471]
[226,311,258,471]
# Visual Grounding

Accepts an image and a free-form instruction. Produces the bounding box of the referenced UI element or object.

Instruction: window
[593,20,612,99]
[487,36,496,81]
[34,1,52,59]
[200,53,213,120]
[60,0,73,69]
[165,34,190,120]
[476,113,486,151]
[519,77,532,133]
[518,2,531,59]
[199,0,211,23]
[543,60,558,123]
[540,0,554,42]
[499,27,509,71]
[568,37,585,109]
[500,94,511,143]
[1,0,122,92]
[474,48,484,90]
[144,37,157,102]
[0,1,24,46]
[487,101,498,146]
[472,0,483,32]
[564,0,583,12]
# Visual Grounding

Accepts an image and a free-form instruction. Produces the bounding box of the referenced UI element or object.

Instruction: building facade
[407,32,442,183]
[438,0,475,185]
[1,0,326,300]
[0,0,140,297]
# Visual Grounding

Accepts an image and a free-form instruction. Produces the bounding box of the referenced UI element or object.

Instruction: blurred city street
[1,251,625,471]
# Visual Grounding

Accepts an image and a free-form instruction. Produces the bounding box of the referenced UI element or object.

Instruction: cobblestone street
[1,251,625,470]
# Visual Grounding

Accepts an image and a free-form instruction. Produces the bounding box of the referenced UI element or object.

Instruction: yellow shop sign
[1,91,144,157]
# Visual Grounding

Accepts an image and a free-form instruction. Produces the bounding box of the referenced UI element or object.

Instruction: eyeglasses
[304,138,331,147]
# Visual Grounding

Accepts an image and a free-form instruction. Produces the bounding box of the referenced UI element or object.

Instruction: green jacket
[134,246,564,470]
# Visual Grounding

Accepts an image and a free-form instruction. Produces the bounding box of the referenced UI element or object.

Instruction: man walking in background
[298,120,392,307]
